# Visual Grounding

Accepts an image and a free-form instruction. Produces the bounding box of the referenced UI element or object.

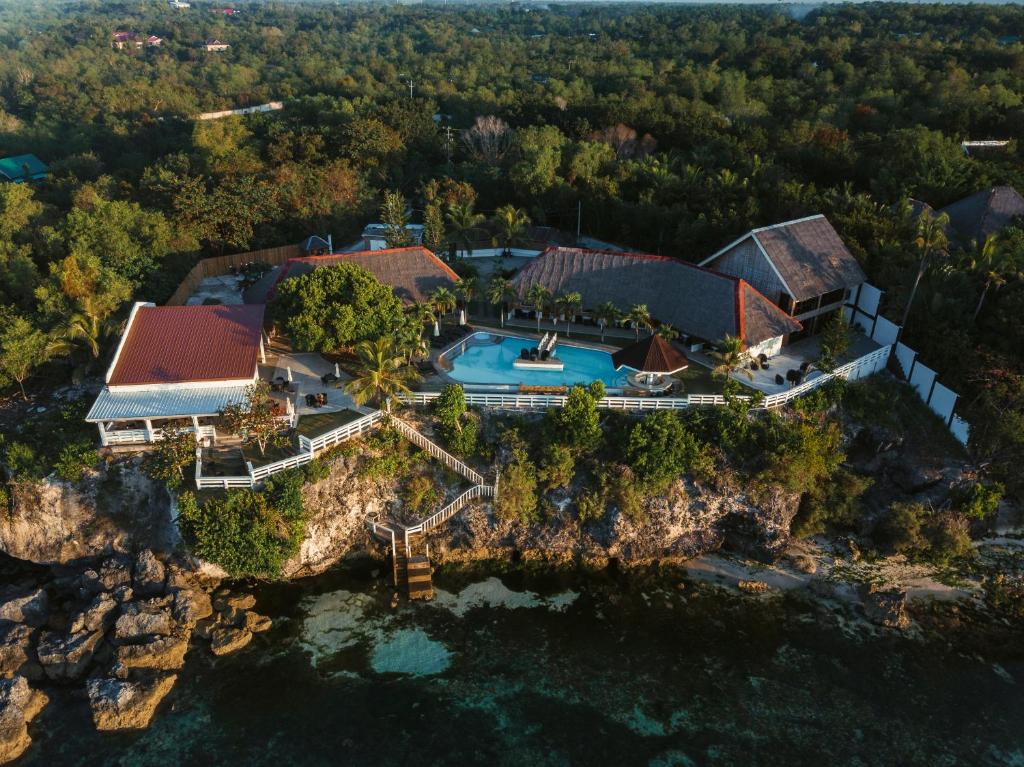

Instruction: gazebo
[612,334,689,392]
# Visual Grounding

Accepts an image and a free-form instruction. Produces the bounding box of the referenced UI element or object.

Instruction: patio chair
[799,361,811,373]
[305,394,317,407]
[749,360,759,370]
[540,349,550,361]
[520,348,530,360]
[775,374,785,386]
[758,353,768,365]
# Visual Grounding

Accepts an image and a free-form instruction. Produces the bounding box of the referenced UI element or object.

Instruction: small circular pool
[439,332,629,388]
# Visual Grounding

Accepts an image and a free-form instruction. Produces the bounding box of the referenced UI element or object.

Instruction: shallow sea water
[19,562,1024,767]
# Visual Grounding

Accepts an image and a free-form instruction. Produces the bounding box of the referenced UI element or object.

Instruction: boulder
[0,624,34,678]
[862,586,910,629]
[892,465,943,494]
[116,634,189,671]
[192,619,216,641]
[210,626,252,656]
[86,673,177,731]
[217,606,248,627]
[36,629,103,680]
[212,592,255,613]
[0,588,49,628]
[737,580,771,594]
[172,590,212,626]
[113,604,174,642]
[132,551,166,597]
[0,676,48,765]
[69,593,119,635]
[244,613,272,634]
[97,558,132,592]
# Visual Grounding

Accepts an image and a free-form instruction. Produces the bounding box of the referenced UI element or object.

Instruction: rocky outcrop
[37,629,104,680]
[0,624,36,679]
[0,462,175,566]
[862,585,910,629]
[0,588,48,628]
[132,551,166,597]
[116,634,189,671]
[210,627,252,656]
[86,673,177,731]
[0,676,47,764]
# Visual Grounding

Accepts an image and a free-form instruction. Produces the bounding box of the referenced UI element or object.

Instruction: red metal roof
[108,304,264,386]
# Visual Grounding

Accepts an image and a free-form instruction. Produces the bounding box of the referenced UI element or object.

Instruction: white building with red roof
[86,302,269,446]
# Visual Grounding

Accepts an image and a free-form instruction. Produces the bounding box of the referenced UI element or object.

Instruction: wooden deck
[391,531,434,600]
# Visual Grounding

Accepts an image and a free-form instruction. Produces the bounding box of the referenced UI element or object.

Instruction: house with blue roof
[0,154,49,183]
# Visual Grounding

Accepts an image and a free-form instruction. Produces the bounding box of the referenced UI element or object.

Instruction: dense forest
[0,1,1023,490]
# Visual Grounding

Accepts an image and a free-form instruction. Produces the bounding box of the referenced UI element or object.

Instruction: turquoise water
[19,564,1024,766]
[442,332,630,388]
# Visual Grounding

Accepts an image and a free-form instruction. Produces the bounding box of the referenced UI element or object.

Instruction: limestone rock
[862,586,910,629]
[218,606,248,627]
[737,580,771,594]
[210,626,252,656]
[69,593,118,635]
[0,624,34,677]
[172,590,212,626]
[244,613,272,634]
[212,592,255,612]
[37,629,103,680]
[86,673,177,731]
[116,634,189,671]
[114,605,175,642]
[132,551,166,597]
[0,676,48,765]
[0,588,49,628]
[98,558,133,591]
[192,619,216,640]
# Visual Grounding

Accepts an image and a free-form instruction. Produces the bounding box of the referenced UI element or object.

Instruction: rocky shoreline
[0,550,272,763]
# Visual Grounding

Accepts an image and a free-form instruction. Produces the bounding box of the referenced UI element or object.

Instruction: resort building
[86,303,272,446]
[360,223,425,251]
[203,40,231,52]
[699,214,866,341]
[260,246,459,305]
[512,246,801,358]
[939,185,1024,243]
[0,154,48,183]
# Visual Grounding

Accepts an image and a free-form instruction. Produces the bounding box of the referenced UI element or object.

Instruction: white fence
[894,341,970,446]
[760,344,891,408]
[198,101,284,121]
[298,411,383,455]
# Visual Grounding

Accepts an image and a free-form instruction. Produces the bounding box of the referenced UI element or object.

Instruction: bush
[576,489,606,524]
[952,482,1003,520]
[879,501,928,555]
[401,473,440,515]
[624,411,713,491]
[4,442,42,480]
[547,382,604,455]
[760,420,845,496]
[178,468,309,578]
[926,513,973,565]
[538,442,575,491]
[495,446,538,525]
[792,468,873,538]
[55,440,100,482]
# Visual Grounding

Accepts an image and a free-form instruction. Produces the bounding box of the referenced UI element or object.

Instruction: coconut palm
[455,276,479,321]
[46,294,117,360]
[899,211,949,332]
[593,301,621,342]
[710,334,753,381]
[412,302,439,337]
[626,304,652,340]
[486,276,517,328]
[395,314,429,363]
[526,283,551,331]
[491,205,532,254]
[345,337,420,411]
[655,324,679,341]
[963,233,1021,322]
[555,292,582,336]
[429,286,457,326]
[445,200,486,257]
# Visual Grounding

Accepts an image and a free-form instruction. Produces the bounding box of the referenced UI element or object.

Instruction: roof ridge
[750,213,826,236]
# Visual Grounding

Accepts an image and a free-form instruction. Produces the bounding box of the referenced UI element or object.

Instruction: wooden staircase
[394,532,433,601]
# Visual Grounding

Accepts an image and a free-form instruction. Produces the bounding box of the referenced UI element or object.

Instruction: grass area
[243,442,299,468]
[295,408,364,438]
[200,447,249,476]
[673,363,723,395]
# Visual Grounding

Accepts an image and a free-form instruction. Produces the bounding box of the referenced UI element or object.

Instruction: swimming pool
[440,332,630,388]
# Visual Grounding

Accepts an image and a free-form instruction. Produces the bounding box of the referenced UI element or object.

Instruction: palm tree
[429,286,457,326]
[395,314,428,363]
[593,301,621,342]
[412,302,438,337]
[963,233,1020,322]
[655,324,679,341]
[710,334,753,381]
[526,283,551,331]
[491,205,532,255]
[445,200,486,257]
[47,295,115,360]
[486,276,516,328]
[455,276,479,321]
[344,337,420,411]
[899,212,949,332]
[626,304,652,340]
[555,292,582,336]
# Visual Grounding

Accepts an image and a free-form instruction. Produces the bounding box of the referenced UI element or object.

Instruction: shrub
[879,501,928,555]
[760,420,845,496]
[538,442,575,491]
[495,446,538,525]
[443,413,480,458]
[401,473,440,515]
[952,482,1004,520]
[792,468,873,538]
[143,428,196,489]
[926,513,973,565]
[178,468,309,578]
[55,440,100,482]
[624,411,713,491]
[4,442,43,480]
[576,489,606,523]
[433,384,467,429]
[547,382,604,455]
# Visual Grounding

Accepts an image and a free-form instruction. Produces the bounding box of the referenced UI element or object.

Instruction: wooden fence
[165,243,303,306]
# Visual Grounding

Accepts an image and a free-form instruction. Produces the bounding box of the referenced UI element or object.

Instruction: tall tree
[486,276,516,327]
[491,205,531,254]
[593,301,621,342]
[711,334,752,381]
[380,190,413,248]
[345,337,419,410]
[626,304,653,340]
[899,212,949,333]
[526,283,552,331]
[445,200,485,257]
[963,234,1021,322]
[455,276,479,321]
[219,382,289,457]
[555,292,582,336]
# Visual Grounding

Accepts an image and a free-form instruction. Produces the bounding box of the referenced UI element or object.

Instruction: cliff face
[1,461,176,566]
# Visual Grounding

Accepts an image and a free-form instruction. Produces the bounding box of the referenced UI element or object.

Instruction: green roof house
[0,154,49,183]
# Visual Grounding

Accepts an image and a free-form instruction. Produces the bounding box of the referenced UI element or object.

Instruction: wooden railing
[386,414,486,485]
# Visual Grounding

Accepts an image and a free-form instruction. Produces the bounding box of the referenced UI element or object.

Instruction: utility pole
[399,73,414,100]
[444,125,454,167]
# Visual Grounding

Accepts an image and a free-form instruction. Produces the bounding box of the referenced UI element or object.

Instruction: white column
[191,415,201,442]
[97,422,108,447]
[259,335,267,364]
[143,419,153,442]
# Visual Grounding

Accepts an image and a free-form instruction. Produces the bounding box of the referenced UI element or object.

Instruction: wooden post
[143,419,153,442]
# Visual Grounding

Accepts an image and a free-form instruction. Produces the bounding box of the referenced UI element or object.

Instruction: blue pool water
[441,332,629,387]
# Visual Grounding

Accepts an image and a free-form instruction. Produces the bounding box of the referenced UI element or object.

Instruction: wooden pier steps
[395,532,434,600]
